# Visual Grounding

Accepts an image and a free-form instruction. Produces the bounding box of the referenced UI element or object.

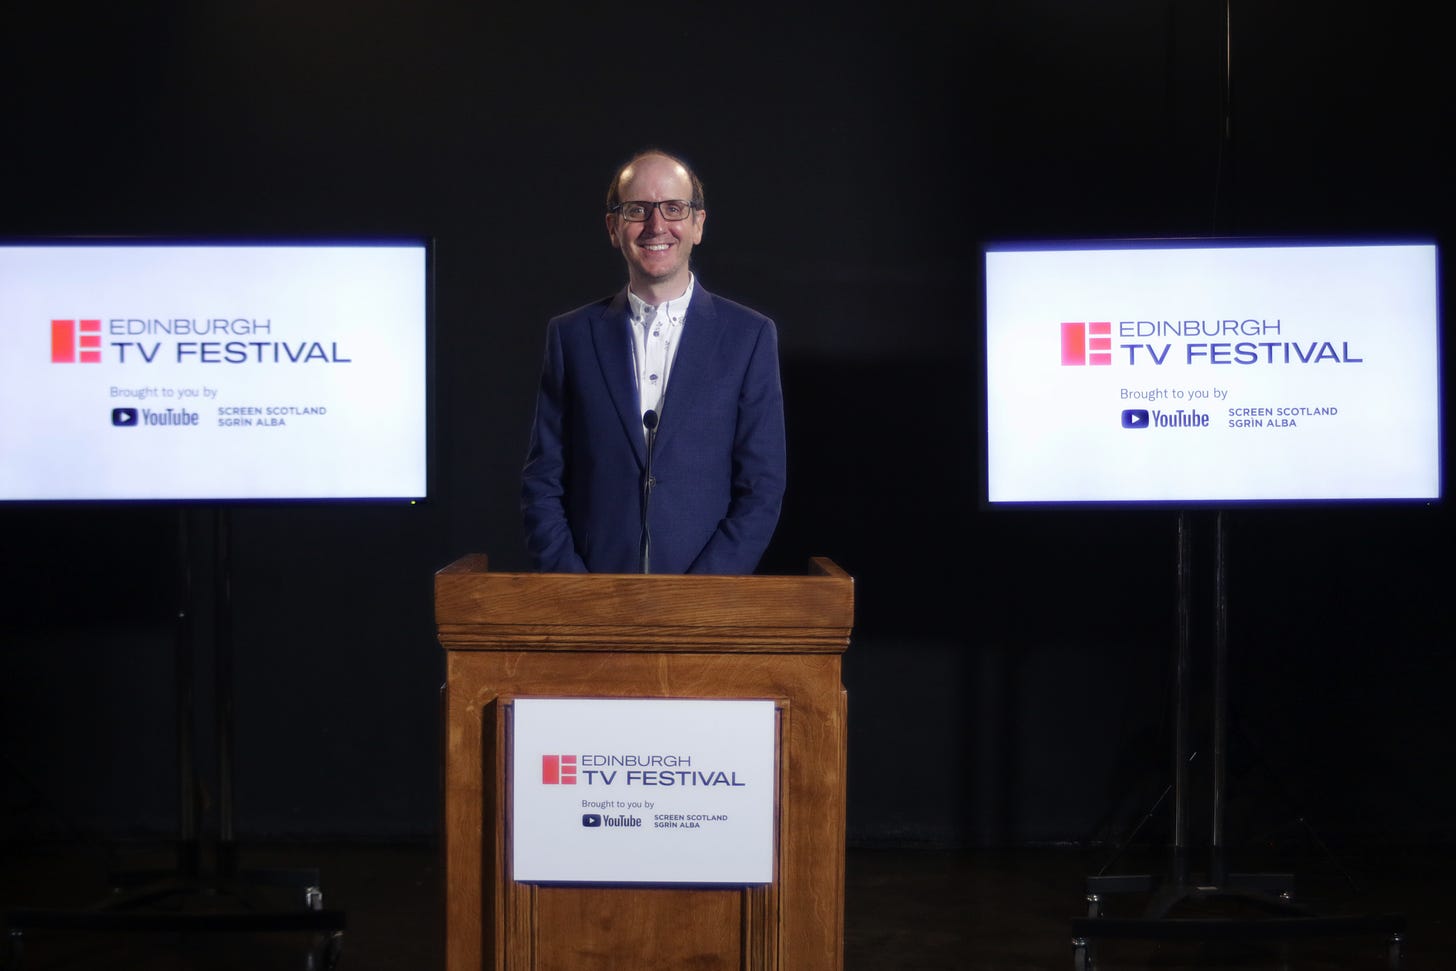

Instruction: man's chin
[630,262,686,286]
[634,253,678,274]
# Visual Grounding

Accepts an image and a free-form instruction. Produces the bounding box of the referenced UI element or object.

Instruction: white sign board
[985,242,1440,503]
[512,698,776,884]
[0,243,428,501]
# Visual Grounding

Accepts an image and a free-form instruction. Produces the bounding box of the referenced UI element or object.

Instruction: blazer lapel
[590,290,647,466]
[656,287,724,453]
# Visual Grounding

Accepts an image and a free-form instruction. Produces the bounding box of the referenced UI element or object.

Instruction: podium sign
[512,698,776,884]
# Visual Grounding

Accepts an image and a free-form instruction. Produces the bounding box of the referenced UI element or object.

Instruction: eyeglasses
[608,200,700,222]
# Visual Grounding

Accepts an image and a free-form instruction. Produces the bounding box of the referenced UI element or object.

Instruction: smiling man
[521,150,786,574]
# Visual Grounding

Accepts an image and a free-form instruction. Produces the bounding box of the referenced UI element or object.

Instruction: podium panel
[533,886,745,969]
[436,556,854,971]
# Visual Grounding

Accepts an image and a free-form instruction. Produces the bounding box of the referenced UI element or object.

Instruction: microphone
[640,409,659,573]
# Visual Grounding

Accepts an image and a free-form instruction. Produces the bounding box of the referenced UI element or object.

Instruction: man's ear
[605,213,622,250]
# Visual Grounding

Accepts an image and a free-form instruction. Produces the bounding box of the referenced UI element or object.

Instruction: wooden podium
[435,555,854,971]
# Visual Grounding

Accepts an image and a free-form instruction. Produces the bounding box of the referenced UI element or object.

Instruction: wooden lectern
[435,555,854,971]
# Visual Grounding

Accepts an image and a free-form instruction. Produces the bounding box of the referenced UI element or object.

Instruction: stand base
[1073,872,1405,970]
[3,842,345,971]
[1087,870,1299,919]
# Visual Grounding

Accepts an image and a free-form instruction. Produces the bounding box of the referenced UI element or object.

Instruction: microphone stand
[640,409,658,574]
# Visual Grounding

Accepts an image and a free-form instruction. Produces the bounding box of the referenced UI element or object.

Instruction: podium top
[435,555,853,654]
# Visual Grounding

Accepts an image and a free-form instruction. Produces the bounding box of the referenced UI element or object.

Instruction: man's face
[606,154,706,299]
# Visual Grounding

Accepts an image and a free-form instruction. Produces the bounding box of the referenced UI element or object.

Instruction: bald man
[521,150,786,574]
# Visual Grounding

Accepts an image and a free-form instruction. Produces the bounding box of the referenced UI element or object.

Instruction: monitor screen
[0,241,430,502]
[984,240,1440,504]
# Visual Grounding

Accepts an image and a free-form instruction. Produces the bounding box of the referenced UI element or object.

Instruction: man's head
[605,150,706,303]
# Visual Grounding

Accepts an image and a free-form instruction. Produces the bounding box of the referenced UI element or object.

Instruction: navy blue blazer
[522,285,786,574]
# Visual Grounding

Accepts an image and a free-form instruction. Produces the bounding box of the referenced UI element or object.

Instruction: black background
[1,2,1450,849]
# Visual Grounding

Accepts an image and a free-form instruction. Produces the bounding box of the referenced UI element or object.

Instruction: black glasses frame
[607,200,701,222]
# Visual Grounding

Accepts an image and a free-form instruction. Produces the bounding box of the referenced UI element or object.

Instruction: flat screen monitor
[0,240,431,502]
[984,240,1440,504]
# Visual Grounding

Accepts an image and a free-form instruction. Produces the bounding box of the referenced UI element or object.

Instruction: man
[521,150,786,573]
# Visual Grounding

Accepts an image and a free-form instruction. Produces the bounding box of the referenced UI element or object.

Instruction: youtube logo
[112,408,138,427]
[1122,409,1149,429]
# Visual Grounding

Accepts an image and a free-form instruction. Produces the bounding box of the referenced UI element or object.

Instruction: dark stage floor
[0,840,1445,969]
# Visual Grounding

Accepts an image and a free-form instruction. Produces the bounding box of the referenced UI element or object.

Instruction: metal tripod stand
[1070,511,1405,969]
[4,508,345,970]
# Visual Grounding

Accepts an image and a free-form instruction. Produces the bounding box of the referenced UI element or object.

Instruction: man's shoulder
[549,292,622,329]
[691,287,774,330]
[546,286,774,332]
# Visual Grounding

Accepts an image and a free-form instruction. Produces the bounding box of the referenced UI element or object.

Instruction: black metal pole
[215,508,238,877]
[175,508,199,878]
[1172,511,1193,887]
[1211,510,1230,885]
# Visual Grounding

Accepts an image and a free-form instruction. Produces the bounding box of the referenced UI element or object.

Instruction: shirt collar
[627,273,695,326]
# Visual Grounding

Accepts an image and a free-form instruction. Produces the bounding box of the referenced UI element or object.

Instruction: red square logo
[1061,321,1112,366]
[52,319,102,363]
[542,754,577,785]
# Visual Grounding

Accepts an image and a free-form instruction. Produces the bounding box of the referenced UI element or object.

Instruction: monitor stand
[1071,511,1405,969]
[4,508,345,970]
